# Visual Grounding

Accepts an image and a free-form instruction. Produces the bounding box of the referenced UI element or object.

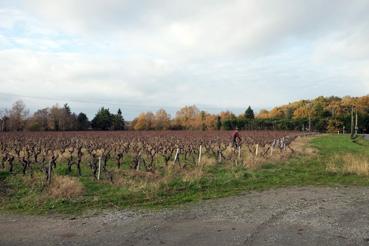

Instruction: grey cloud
[1,0,369,119]
[22,0,369,58]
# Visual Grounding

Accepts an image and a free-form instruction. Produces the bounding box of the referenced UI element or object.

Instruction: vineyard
[0,131,306,183]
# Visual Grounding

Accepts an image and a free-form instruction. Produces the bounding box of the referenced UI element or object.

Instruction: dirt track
[2,187,369,246]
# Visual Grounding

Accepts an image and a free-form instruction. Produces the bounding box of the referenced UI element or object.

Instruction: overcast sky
[1,0,369,119]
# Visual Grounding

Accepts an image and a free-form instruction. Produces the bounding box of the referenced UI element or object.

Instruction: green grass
[311,134,369,157]
[1,134,369,215]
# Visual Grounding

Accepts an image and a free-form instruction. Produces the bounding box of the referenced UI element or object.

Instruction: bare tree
[48,104,76,131]
[8,100,29,131]
[28,108,49,131]
[0,109,9,132]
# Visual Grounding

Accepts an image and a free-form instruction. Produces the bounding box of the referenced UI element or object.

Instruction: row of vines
[0,131,308,184]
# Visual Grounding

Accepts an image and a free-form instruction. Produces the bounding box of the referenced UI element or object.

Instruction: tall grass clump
[326,153,369,176]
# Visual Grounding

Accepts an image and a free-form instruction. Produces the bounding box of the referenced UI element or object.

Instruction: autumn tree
[327,118,343,133]
[219,111,237,130]
[203,112,217,130]
[268,107,286,119]
[153,109,170,130]
[132,112,155,130]
[174,105,200,129]
[215,116,222,130]
[257,109,270,119]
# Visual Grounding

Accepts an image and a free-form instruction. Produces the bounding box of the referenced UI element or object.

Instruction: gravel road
[2,187,369,246]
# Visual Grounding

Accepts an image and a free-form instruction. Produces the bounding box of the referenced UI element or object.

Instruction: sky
[0,0,369,120]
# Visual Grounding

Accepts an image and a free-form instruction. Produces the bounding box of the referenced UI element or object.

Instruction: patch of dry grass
[20,172,46,189]
[242,136,317,169]
[49,176,84,199]
[290,136,318,156]
[110,157,214,193]
[199,155,216,167]
[326,154,369,176]
[244,157,267,169]
[181,165,205,182]
[111,169,161,192]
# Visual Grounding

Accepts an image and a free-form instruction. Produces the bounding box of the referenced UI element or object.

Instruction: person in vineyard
[232,127,241,148]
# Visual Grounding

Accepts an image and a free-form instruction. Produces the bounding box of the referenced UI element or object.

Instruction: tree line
[257,95,369,133]
[0,101,125,132]
[1,95,369,132]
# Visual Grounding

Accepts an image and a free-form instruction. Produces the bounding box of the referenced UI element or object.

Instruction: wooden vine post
[270,145,274,156]
[271,139,275,156]
[255,144,259,157]
[48,160,52,185]
[174,148,179,164]
[198,145,202,165]
[136,151,142,171]
[97,156,102,180]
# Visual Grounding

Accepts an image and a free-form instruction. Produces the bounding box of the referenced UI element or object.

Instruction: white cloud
[0,49,174,99]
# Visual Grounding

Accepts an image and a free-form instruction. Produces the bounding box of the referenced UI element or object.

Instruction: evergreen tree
[91,107,113,130]
[63,103,73,130]
[77,112,90,130]
[112,108,125,130]
[64,103,71,115]
[245,106,255,119]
